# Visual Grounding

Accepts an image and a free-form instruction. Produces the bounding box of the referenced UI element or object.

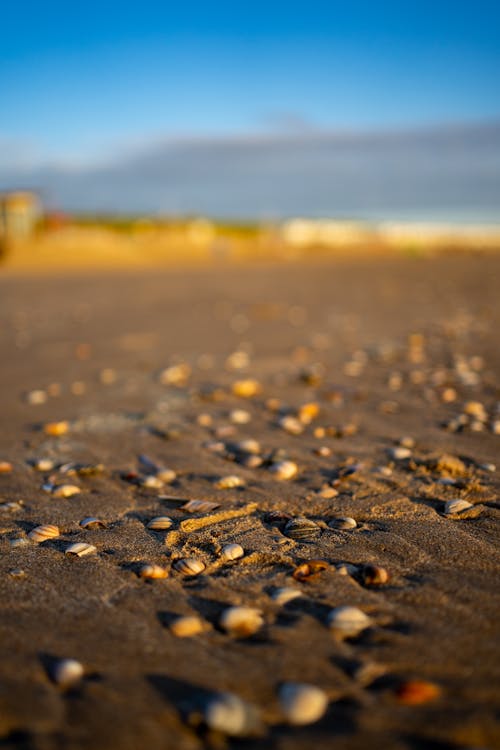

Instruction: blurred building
[0,191,42,241]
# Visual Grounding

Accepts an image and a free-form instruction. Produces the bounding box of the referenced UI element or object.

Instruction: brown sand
[0,256,499,750]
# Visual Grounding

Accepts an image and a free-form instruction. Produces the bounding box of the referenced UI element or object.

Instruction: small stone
[26,389,47,405]
[279,682,329,726]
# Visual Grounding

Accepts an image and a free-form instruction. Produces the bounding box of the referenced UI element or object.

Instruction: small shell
[220,606,263,637]
[51,658,84,687]
[173,557,206,576]
[146,516,173,530]
[170,615,206,637]
[269,460,298,480]
[327,606,372,638]
[443,498,474,516]
[335,563,359,576]
[139,563,168,579]
[10,537,29,548]
[230,409,251,424]
[234,438,261,455]
[52,484,81,498]
[159,363,191,386]
[32,458,56,472]
[65,542,97,557]
[239,454,263,469]
[216,475,245,489]
[231,379,262,398]
[284,517,320,540]
[221,543,244,561]
[278,415,303,435]
[0,461,13,474]
[279,683,329,725]
[298,402,320,424]
[182,499,220,513]
[79,517,106,529]
[395,679,441,705]
[387,446,411,460]
[272,587,303,606]
[329,517,357,530]
[140,475,165,489]
[293,559,329,582]
[28,524,60,543]
[361,565,390,586]
[43,421,69,437]
[204,692,262,737]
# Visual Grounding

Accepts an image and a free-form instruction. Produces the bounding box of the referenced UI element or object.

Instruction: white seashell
[182,499,220,513]
[230,409,251,424]
[155,468,177,483]
[140,475,165,489]
[327,606,372,638]
[79,517,106,529]
[204,692,262,737]
[272,587,303,606]
[51,484,81,498]
[51,658,84,687]
[234,438,261,455]
[26,389,47,405]
[284,517,320,540]
[146,516,173,530]
[216,475,245,489]
[159,363,191,386]
[32,458,55,471]
[65,542,97,557]
[10,537,29,548]
[443,498,474,515]
[220,606,263,637]
[173,557,206,576]
[278,415,304,435]
[329,517,357,530]
[170,615,206,637]
[28,524,60,543]
[387,446,412,460]
[221,543,244,561]
[269,460,298,480]
[139,563,168,579]
[279,682,329,725]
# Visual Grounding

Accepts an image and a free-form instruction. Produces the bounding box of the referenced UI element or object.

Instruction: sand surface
[0,256,499,750]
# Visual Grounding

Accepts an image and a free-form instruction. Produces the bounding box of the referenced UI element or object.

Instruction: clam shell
[51,658,84,687]
[43,421,69,437]
[443,498,474,515]
[220,606,263,637]
[387,446,411,460]
[182,499,220,513]
[230,409,251,424]
[10,537,29,548]
[79,517,106,529]
[272,587,303,606]
[278,415,303,435]
[216,475,245,489]
[231,379,262,398]
[269,460,298,480]
[65,542,97,557]
[234,438,261,455]
[362,565,389,585]
[28,524,60,543]
[173,557,206,576]
[52,484,81,498]
[221,543,244,561]
[279,682,329,725]
[139,563,168,579]
[170,615,206,637]
[146,516,173,530]
[32,458,56,472]
[204,692,262,737]
[140,475,164,489]
[284,517,320,540]
[327,606,372,638]
[329,517,357,530]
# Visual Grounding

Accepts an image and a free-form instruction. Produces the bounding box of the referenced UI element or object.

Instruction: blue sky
[1,1,500,218]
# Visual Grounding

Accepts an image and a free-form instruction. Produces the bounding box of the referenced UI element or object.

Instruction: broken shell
[79,517,106,530]
[65,542,97,557]
[443,498,474,515]
[51,658,84,687]
[173,557,206,576]
[216,475,245,489]
[293,559,329,582]
[272,587,303,605]
[362,565,390,586]
[329,517,357,530]
[43,421,69,437]
[220,606,264,637]
[147,516,173,530]
[221,543,244,561]
[28,524,60,543]
[182,499,221,513]
[231,379,262,398]
[52,484,81,498]
[10,537,29,548]
[170,615,206,637]
[279,682,329,725]
[269,460,298,480]
[284,517,320,540]
[204,692,263,737]
[327,606,372,638]
[139,563,168,579]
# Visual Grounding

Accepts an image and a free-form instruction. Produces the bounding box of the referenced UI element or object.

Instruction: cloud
[1,122,499,220]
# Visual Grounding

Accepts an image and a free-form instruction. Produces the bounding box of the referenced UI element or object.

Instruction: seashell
[79,517,106,530]
[329,517,357,530]
[146,516,173,530]
[269,460,298,480]
[197,413,213,427]
[28,524,60,543]
[216,475,245,489]
[159,363,191,386]
[399,436,416,449]
[220,606,263,637]
[204,440,226,454]
[65,542,97,557]
[62,462,104,476]
[1,500,24,512]
[298,402,320,424]
[170,615,207,637]
[335,563,359,576]
[314,446,331,457]
[155,468,177,483]
[43,421,69,437]
[387,446,411,460]
[99,367,117,384]
[51,658,84,687]
[463,400,487,421]
[234,438,261,455]
[26,389,47,405]
[221,543,244,561]
[239,454,263,469]
[8,568,26,578]
[182,499,220,513]
[225,350,250,370]
[139,563,168,579]
[51,484,81,498]
[173,557,206,576]
[272,587,303,605]
[230,409,251,424]
[327,606,372,638]
[361,565,389,586]
[491,420,500,435]
[279,682,329,725]
[278,415,303,435]
[293,560,329,582]
[204,692,263,737]
[284,517,320,540]
[231,379,262,398]
[139,475,165,489]
[395,679,441,705]
[0,461,13,474]
[443,498,474,516]
[31,458,56,472]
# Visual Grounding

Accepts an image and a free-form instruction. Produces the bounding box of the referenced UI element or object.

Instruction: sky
[1,0,500,219]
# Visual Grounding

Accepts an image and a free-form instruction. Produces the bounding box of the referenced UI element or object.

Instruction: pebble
[0,461,13,473]
[216,475,245,489]
[220,606,264,637]
[230,408,251,424]
[52,484,81,498]
[327,606,372,638]
[388,446,412,460]
[26,389,47,405]
[231,379,262,398]
[43,421,69,437]
[395,679,441,705]
[278,415,304,435]
[278,682,329,725]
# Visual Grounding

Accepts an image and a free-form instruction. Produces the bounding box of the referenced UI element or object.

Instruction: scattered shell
[388,446,411,460]
[182,499,221,514]
[327,606,372,638]
[230,408,251,424]
[220,606,264,637]
[284,517,320,541]
[159,363,191,386]
[139,475,165,489]
[79,517,106,530]
[443,498,474,516]
[232,379,262,398]
[463,400,487,421]
[272,587,303,605]
[335,563,360,576]
[329,517,357,530]
[221,543,244,561]
[51,658,84,687]
[269,460,298,480]
[278,415,304,435]
[139,563,168,579]
[204,692,262,737]
[31,458,56,472]
[216,475,245,489]
[298,402,320,424]
[0,461,13,474]
[279,682,329,726]
[170,615,206,637]
[361,565,390,586]
[10,537,29,548]
[26,389,47,405]
[8,568,26,578]
[234,438,261,454]
[65,542,97,557]
[173,557,206,576]
[147,516,174,530]
[28,524,60,543]
[293,559,329,582]
[1,500,24,512]
[239,454,263,468]
[43,421,69,437]
[52,484,81,498]
[395,680,441,705]
[156,468,177,483]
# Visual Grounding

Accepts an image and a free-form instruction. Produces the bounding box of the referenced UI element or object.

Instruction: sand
[0,255,499,750]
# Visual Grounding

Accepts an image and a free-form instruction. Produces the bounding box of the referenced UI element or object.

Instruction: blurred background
[1,0,500,267]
